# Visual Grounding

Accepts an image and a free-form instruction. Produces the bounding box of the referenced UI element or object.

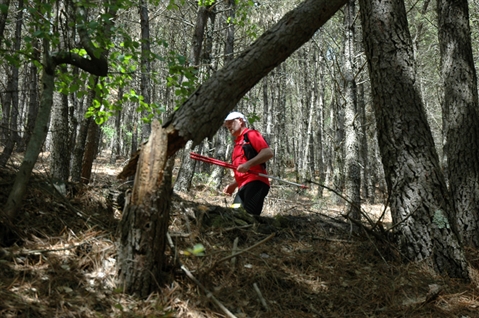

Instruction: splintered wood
[131,120,168,205]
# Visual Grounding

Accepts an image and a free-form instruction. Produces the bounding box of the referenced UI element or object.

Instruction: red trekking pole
[190,152,308,189]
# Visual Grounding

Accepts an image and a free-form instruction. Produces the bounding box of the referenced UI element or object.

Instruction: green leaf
[184,244,205,256]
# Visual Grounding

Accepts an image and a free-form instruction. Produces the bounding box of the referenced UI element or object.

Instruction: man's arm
[223,180,238,195]
[237,148,273,172]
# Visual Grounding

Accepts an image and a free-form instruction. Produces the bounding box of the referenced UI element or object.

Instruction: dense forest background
[2,0,479,316]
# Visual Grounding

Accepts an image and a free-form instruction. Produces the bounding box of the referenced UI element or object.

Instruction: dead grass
[0,155,478,317]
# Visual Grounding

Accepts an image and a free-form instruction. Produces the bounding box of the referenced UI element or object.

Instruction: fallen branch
[181,264,237,318]
[253,282,270,312]
[204,232,275,276]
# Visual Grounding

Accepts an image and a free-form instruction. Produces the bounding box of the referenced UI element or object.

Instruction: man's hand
[237,162,251,173]
[223,183,238,196]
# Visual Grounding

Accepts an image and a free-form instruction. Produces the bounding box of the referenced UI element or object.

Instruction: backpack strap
[242,130,266,169]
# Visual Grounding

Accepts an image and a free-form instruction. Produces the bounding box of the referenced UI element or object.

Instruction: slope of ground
[0,155,478,317]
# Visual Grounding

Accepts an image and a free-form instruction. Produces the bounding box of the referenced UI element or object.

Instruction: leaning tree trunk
[118,120,173,297]
[2,61,55,220]
[160,0,348,158]
[358,0,469,279]
[438,0,479,248]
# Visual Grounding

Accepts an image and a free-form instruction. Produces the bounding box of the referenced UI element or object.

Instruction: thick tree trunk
[358,0,469,279]
[118,121,173,297]
[438,0,479,248]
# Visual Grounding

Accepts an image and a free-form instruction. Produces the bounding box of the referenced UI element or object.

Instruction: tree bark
[0,1,22,166]
[358,0,469,279]
[118,120,173,297]
[0,0,10,45]
[173,141,197,192]
[22,56,40,152]
[50,74,71,185]
[343,0,361,226]
[438,0,479,248]
[80,116,100,184]
[140,0,151,141]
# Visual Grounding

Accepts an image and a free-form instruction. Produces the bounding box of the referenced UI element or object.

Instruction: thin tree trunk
[208,130,229,189]
[110,108,122,164]
[0,1,22,165]
[343,0,361,226]
[174,1,214,191]
[332,91,345,204]
[80,115,100,184]
[315,38,326,198]
[50,69,71,185]
[224,0,235,64]
[140,0,151,141]
[0,0,10,45]
[71,81,97,183]
[174,141,197,192]
[22,52,40,151]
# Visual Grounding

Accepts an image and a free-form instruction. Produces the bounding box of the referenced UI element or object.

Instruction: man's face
[224,118,243,138]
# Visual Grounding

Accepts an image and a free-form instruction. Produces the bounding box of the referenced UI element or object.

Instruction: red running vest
[231,128,270,188]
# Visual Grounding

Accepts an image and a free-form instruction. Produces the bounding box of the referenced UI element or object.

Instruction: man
[222,111,274,215]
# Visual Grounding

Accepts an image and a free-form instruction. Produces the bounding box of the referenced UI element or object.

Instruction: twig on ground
[203,232,275,276]
[310,236,356,243]
[222,224,254,232]
[181,264,238,318]
[253,282,270,312]
[231,237,239,267]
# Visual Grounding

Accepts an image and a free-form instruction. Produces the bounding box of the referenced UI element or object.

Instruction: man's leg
[235,181,270,215]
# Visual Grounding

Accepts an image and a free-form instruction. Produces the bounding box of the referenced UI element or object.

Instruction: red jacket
[231,128,270,188]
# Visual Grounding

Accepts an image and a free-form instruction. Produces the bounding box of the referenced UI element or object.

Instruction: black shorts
[233,180,270,215]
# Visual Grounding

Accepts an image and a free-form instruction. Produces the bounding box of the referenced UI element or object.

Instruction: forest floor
[1,152,479,317]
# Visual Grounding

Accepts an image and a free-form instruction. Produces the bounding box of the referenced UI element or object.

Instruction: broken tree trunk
[117,120,174,297]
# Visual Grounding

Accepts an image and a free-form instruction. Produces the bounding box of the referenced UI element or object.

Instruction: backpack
[242,130,267,169]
